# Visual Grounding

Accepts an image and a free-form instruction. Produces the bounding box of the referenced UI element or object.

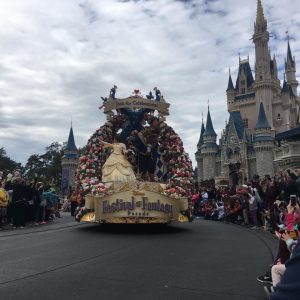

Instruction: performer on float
[110,85,117,99]
[153,87,161,101]
[119,108,150,142]
[101,136,136,183]
[133,117,160,181]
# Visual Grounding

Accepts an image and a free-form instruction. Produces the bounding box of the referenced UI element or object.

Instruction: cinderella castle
[196,0,300,185]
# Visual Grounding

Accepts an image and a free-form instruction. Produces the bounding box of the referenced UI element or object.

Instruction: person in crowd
[270,236,300,300]
[4,173,13,224]
[36,182,47,225]
[0,181,8,229]
[238,188,250,226]
[68,191,78,217]
[264,231,299,299]
[24,180,35,223]
[249,188,261,229]
[11,172,27,228]
[225,196,241,224]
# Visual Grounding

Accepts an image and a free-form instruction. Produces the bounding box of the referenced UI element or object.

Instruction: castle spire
[285,37,298,95]
[65,125,78,151]
[203,107,216,136]
[197,117,206,148]
[255,102,271,129]
[287,39,294,63]
[256,0,265,26]
[226,68,234,91]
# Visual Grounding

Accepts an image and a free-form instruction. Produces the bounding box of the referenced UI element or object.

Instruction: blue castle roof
[65,127,78,151]
[229,111,244,139]
[227,73,234,91]
[203,108,216,136]
[255,102,271,129]
[282,80,289,94]
[235,61,254,92]
[197,122,206,147]
[275,125,300,141]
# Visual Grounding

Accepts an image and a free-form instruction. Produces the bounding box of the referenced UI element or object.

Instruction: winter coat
[12,181,26,204]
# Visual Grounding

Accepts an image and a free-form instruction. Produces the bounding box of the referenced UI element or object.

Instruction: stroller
[42,191,61,221]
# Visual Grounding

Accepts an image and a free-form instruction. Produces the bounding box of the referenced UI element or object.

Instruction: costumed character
[153,87,161,101]
[146,91,154,100]
[133,117,160,181]
[101,136,136,183]
[119,108,150,142]
[110,85,117,99]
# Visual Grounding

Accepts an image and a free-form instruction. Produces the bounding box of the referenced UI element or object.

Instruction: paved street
[0,216,277,300]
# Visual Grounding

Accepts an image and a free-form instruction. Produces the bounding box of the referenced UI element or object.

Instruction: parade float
[75,86,193,224]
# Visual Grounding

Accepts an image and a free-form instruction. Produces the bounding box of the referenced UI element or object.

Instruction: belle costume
[101,142,136,183]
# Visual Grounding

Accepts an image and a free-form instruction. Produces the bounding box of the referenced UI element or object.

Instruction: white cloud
[0,0,299,167]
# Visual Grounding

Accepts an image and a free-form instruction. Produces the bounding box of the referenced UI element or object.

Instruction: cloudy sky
[1,0,300,167]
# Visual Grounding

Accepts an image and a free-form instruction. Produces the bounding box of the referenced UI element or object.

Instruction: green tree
[25,142,64,188]
[0,147,23,174]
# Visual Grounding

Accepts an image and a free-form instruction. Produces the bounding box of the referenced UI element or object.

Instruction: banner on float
[104,97,170,115]
[85,189,187,222]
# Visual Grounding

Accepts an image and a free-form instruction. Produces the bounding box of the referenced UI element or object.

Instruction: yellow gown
[101,142,136,183]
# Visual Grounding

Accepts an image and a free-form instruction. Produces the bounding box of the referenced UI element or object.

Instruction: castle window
[241,88,245,94]
[243,118,248,128]
[241,80,245,85]
[277,113,281,120]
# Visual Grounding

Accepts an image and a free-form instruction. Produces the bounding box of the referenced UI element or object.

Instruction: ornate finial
[286,30,289,41]
[202,112,204,123]
[229,67,231,76]
[207,98,210,109]
[256,0,265,24]
[283,72,286,81]
[71,115,73,128]
[239,53,241,63]
[132,89,141,97]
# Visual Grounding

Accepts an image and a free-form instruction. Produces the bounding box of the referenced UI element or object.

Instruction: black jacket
[12,181,26,203]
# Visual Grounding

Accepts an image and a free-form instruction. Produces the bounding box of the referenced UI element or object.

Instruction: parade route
[0,218,277,300]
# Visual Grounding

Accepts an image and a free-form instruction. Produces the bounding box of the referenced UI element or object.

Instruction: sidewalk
[0,211,83,237]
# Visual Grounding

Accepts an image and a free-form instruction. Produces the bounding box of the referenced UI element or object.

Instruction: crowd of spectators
[0,170,70,230]
[192,169,300,299]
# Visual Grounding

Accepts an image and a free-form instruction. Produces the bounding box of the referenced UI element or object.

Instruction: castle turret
[254,102,274,177]
[201,107,218,180]
[285,39,298,96]
[61,125,79,195]
[195,118,205,183]
[226,68,235,112]
[253,0,271,81]
[252,0,274,128]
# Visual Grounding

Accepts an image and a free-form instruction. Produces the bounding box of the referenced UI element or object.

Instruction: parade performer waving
[101,136,136,183]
